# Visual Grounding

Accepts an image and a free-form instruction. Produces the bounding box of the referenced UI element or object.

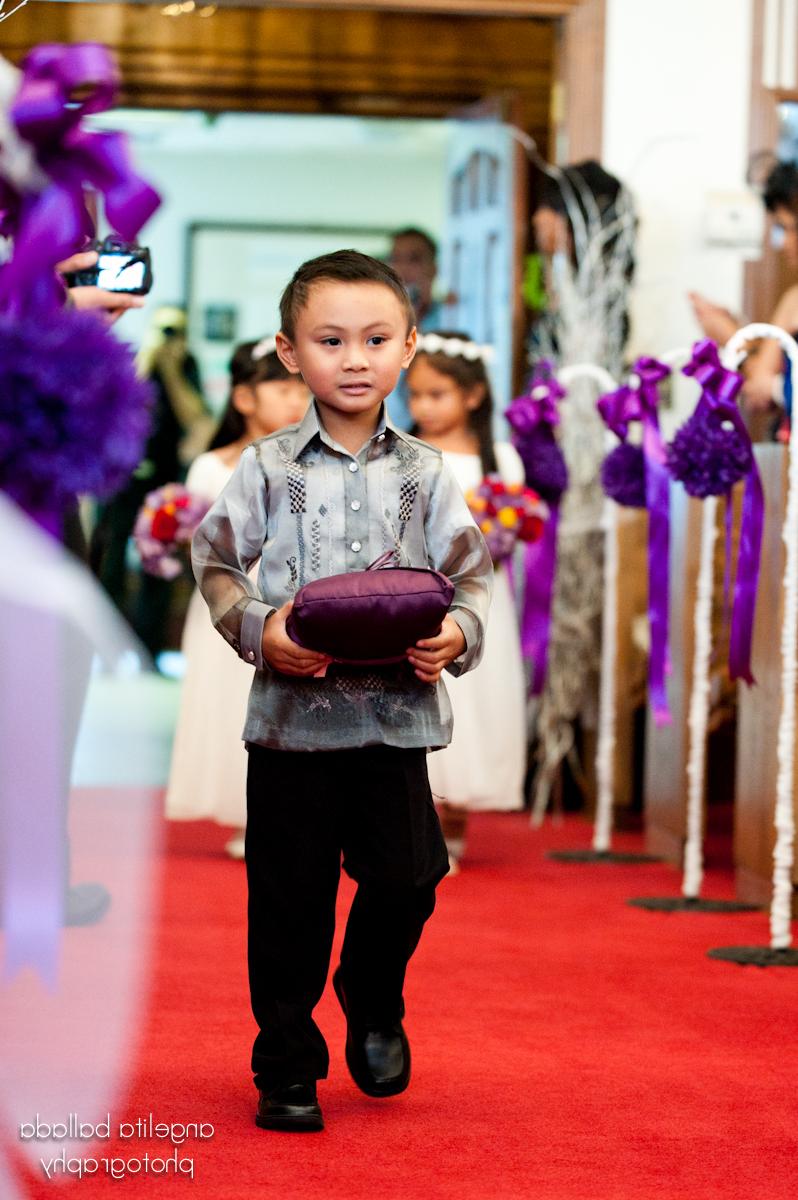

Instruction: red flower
[151,507,179,542]
[519,514,544,541]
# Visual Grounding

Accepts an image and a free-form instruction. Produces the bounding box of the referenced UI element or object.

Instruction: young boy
[192,250,492,1133]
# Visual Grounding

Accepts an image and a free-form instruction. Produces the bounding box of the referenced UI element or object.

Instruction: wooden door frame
[0,1,604,159]
[243,1,582,13]
[555,0,605,162]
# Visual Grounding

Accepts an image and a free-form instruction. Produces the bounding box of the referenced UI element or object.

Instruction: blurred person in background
[524,161,638,822]
[690,159,798,426]
[91,305,214,660]
[386,227,444,428]
[165,339,310,859]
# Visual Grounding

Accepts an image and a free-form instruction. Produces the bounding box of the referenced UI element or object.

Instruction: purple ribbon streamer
[682,340,762,685]
[729,465,764,685]
[506,363,566,695]
[520,509,559,693]
[0,598,65,989]
[599,357,672,724]
[0,42,160,314]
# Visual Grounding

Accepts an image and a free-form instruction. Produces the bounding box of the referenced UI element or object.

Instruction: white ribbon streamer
[682,495,718,898]
[724,324,798,948]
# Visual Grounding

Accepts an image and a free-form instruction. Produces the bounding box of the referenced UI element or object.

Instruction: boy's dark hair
[208,342,293,450]
[409,330,498,478]
[763,161,798,214]
[279,249,415,340]
[390,227,438,261]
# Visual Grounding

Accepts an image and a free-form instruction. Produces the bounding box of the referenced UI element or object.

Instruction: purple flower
[601,443,647,507]
[666,405,753,498]
[0,307,154,523]
[482,526,517,563]
[513,427,569,504]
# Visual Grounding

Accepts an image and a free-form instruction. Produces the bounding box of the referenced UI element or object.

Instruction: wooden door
[439,107,525,422]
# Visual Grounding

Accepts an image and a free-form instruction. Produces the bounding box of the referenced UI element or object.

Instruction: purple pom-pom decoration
[666,406,753,498]
[514,427,569,504]
[0,307,154,523]
[601,442,647,508]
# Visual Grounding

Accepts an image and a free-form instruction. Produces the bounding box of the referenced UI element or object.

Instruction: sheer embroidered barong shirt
[192,403,493,752]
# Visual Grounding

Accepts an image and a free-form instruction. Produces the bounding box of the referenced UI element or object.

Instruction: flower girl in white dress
[165,340,310,857]
[407,332,526,872]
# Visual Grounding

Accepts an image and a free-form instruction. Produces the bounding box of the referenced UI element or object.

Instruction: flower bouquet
[465,474,547,564]
[134,483,210,579]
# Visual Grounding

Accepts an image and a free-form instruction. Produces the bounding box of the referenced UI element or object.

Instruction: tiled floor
[72,668,182,787]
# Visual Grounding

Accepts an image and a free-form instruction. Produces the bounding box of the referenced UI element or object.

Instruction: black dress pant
[245,743,449,1090]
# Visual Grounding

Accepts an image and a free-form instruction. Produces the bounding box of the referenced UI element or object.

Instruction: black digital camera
[64,235,153,295]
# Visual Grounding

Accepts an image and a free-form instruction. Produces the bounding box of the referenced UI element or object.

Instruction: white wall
[107,113,449,402]
[602,0,754,418]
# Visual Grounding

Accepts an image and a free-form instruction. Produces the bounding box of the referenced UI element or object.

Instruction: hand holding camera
[59,251,145,325]
[62,235,153,294]
[59,236,153,325]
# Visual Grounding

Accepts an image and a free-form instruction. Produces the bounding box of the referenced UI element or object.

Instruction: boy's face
[276,280,416,426]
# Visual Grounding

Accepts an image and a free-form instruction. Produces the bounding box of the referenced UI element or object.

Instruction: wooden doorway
[0,3,558,152]
[0,1,606,156]
[0,1,604,391]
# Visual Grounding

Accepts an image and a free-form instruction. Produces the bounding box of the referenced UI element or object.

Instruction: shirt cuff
[240,599,275,671]
[447,607,479,677]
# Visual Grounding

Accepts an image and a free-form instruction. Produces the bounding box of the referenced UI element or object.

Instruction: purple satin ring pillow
[286,550,455,665]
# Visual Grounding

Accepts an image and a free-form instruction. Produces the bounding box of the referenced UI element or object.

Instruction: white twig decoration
[724,323,798,948]
[558,363,619,850]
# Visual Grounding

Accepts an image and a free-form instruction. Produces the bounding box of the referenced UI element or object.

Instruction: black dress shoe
[332,968,411,1098]
[256,1084,324,1132]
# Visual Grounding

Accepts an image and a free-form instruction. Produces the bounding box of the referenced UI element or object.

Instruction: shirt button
[377,433,385,442]
[351,500,361,511]
[247,650,255,661]
[351,540,362,552]
[348,461,359,472]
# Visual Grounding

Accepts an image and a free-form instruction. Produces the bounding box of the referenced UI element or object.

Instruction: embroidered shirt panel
[192,402,493,751]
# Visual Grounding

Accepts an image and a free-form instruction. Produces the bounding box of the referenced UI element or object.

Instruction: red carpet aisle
[19,812,798,1200]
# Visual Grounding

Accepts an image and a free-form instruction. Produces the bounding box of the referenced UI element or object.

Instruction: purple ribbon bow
[506,362,566,695]
[506,363,565,437]
[0,42,160,314]
[682,337,744,407]
[682,340,763,686]
[599,356,672,725]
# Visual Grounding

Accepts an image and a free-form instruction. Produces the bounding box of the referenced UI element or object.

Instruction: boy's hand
[406,615,466,684]
[262,602,332,676]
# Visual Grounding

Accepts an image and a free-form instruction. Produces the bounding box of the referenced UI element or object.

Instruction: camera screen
[96,253,146,291]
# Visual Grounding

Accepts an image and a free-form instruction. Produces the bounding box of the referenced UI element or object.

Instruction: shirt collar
[293,400,402,460]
